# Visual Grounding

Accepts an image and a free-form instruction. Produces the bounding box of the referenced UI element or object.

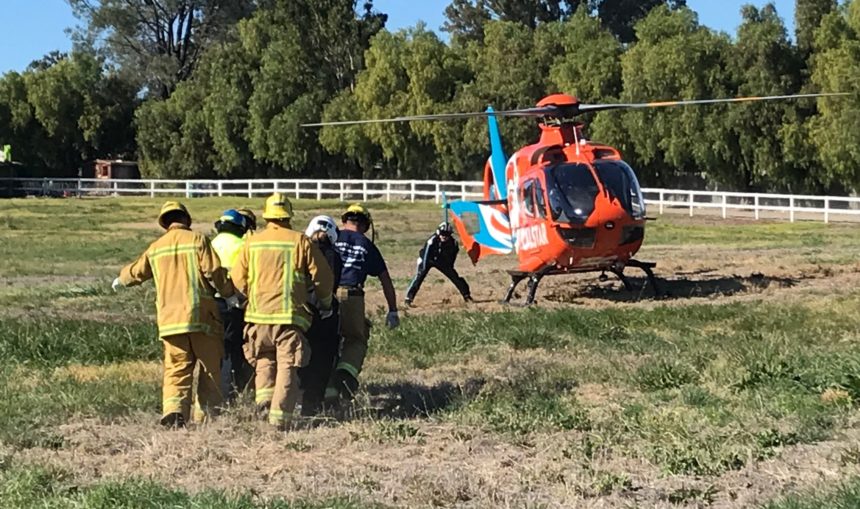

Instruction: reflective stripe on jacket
[211,232,245,271]
[119,224,235,338]
[232,223,333,330]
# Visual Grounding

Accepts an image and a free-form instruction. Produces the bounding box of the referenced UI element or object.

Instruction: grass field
[1,197,859,508]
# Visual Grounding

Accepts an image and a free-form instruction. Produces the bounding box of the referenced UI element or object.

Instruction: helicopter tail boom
[447,199,513,264]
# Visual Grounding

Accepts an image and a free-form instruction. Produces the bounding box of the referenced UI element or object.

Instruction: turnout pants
[335,288,369,378]
[406,261,471,302]
[161,332,224,423]
[217,299,252,399]
[326,287,370,399]
[299,300,340,413]
[244,323,309,427]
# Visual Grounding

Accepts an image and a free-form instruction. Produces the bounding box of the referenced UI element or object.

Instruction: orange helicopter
[305,91,846,304]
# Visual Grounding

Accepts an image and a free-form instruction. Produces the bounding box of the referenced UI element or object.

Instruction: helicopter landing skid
[501,260,661,306]
[502,267,554,306]
[610,259,661,297]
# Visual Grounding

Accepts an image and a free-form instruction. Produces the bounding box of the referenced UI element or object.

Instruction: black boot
[159,412,186,429]
[328,369,360,401]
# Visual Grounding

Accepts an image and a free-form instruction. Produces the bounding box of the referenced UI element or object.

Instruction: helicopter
[304,91,847,305]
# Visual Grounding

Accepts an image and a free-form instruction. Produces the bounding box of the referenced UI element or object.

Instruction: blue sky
[1,0,797,74]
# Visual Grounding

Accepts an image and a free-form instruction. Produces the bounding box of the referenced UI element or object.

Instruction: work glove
[319,307,334,320]
[386,310,400,329]
[111,277,123,292]
[225,293,243,310]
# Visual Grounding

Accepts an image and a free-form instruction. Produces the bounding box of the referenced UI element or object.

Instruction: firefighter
[404,222,472,306]
[327,204,399,403]
[231,193,334,429]
[211,209,252,399]
[112,201,239,428]
[299,215,342,415]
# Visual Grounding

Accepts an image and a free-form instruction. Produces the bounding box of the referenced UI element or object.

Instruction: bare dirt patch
[383,244,860,317]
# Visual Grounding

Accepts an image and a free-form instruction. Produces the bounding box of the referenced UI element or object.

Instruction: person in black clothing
[300,215,343,415]
[405,222,472,306]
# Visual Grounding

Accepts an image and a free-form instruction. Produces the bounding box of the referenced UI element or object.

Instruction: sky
[1,0,798,74]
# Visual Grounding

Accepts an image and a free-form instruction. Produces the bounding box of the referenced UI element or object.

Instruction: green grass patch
[0,318,159,366]
[647,219,860,250]
[375,298,860,474]
[454,363,591,434]
[0,364,159,448]
[763,477,860,508]
[0,464,382,508]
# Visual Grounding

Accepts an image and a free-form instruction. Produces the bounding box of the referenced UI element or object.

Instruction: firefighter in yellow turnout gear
[231,193,334,428]
[113,202,239,428]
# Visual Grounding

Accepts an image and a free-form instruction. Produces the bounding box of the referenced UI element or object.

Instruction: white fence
[4,177,860,223]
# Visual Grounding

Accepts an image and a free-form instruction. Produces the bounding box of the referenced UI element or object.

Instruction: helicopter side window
[545,163,599,224]
[593,160,646,219]
[522,180,537,217]
[534,179,547,218]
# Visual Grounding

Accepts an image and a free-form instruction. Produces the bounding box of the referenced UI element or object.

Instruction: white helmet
[305,215,338,245]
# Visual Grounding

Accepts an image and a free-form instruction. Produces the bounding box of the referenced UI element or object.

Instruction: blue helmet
[215,209,247,231]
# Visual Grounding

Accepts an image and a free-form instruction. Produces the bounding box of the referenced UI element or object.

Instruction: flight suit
[405,233,471,303]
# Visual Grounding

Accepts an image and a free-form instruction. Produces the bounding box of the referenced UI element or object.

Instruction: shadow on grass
[354,378,485,420]
[544,272,800,303]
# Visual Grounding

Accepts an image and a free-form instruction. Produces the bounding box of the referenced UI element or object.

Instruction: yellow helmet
[262,192,293,220]
[342,203,372,224]
[157,201,191,229]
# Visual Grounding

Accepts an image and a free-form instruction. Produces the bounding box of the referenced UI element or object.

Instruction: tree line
[0,0,858,193]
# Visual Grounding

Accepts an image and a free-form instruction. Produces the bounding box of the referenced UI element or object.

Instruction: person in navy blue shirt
[326,204,399,402]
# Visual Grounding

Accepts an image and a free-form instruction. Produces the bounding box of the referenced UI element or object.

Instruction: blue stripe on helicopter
[486,107,508,200]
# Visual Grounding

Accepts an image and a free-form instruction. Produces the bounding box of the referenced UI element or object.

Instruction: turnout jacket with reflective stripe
[119,224,235,338]
[231,223,333,331]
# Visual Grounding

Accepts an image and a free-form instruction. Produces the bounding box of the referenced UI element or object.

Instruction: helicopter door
[516,178,549,252]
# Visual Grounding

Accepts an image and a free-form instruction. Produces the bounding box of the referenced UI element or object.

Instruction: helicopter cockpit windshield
[545,163,599,224]
[593,160,647,220]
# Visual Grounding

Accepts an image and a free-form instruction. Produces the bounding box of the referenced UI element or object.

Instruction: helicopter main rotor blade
[578,92,851,114]
[300,106,559,127]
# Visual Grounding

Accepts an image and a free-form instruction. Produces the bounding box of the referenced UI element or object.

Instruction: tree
[320,27,467,178]
[808,0,860,189]
[728,4,812,191]
[268,0,386,92]
[608,6,734,187]
[0,53,136,174]
[538,6,623,101]
[594,0,687,43]
[68,0,257,98]
[443,0,584,42]
[796,0,837,58]
[0,72,50,171]
[135,0,387,177]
